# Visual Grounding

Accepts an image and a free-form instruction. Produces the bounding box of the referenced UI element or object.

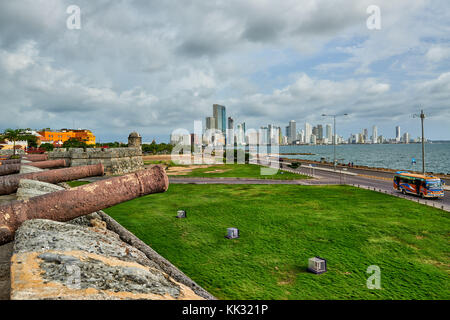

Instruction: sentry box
[307,256,327,274]
[225,228,239,239]
[176,210,186,218]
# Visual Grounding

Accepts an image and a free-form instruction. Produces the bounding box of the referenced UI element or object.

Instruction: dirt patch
[166,165,211,175]
[142,155,173,161]
[203,169,231,174]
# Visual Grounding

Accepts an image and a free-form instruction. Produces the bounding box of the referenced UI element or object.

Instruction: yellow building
[37,129,96,146]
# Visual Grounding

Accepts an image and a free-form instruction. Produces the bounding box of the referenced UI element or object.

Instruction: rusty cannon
[0,164,21,176]
[0,159,21,165]
[0,159,68,176]
[0,163,104,195]
[23,154,48,162]
[27,159,68,169]
[0,165,169,244]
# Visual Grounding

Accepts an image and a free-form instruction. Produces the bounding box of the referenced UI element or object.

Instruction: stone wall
[0,149,25,156]
[48,147,143,175]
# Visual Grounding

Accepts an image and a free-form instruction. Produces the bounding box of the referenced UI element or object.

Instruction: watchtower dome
[128,131,142,150]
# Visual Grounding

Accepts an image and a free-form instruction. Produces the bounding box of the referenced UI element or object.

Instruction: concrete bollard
[0,166,168,244]
[0,163,104,195]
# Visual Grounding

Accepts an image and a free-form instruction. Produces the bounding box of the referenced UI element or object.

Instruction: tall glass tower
[213,104,226,134]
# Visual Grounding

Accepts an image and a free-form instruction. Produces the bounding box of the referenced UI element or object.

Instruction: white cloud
[426,46,450,63]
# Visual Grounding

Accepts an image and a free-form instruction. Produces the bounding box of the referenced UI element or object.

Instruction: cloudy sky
[0,0,449,142]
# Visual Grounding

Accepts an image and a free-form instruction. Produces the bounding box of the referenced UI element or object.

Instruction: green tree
[21,134,38,148]
[1,129,26,156]
[62,138,88,149]
[40,143,55,152]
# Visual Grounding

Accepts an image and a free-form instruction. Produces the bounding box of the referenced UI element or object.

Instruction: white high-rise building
[288,120,296,144]
[326,124,332,144]
[372,126,378,144]
[403,132,410,144]
[305,123,312,144]
[396,126,401,142]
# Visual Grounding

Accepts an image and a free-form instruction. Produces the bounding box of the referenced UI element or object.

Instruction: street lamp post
[413,110,426,174]
[322,113,348,171]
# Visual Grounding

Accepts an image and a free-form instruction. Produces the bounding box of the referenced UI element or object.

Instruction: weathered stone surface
[19,165,44,174]
[97,211,216,300]
[0,150,25,156]
[0,242,13,300]
[11,219,203,300]
[16,179,65,201]
[48,147,143,175]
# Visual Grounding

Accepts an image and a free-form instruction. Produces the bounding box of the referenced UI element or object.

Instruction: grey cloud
[0,0,449,141]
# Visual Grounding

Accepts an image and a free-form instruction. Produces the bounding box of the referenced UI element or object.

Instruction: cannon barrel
[28,159,67,169]
[0,164,21,176]
[0,159,21,165]
[0,163,104,195]
[0,160,68,176]
[23,154,48,162]
[0,166,169,244]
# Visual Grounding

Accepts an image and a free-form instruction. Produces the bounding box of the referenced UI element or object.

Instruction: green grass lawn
[170,163,308,180]
[100,184,449,300]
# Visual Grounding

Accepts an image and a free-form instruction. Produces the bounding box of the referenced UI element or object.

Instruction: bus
[393,171,445,199]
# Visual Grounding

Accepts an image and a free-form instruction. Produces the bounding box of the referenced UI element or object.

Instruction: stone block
[10,219,203,300]
[16,179,65,201]
[19,165,45,174]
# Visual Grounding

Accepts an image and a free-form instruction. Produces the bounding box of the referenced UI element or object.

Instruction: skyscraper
[403,132,410,144]
[363,128,369,143]
[288,120,296,144]
[236,123,246,145]
[372,126,378,144]
[227,117,234,130]
[206,117,216,130]
[326,124,332,143]
[317,124,323,141]
[396,126,401,142]
[305,123,312,144]
[213,104,226,134]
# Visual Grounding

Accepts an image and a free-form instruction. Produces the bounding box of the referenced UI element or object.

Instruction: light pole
[413,110,426,174]
[322,113,348,171]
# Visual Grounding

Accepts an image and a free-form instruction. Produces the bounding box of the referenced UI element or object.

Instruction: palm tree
[1,129,24,156]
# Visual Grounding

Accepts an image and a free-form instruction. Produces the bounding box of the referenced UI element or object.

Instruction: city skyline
[171,103,431,146]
